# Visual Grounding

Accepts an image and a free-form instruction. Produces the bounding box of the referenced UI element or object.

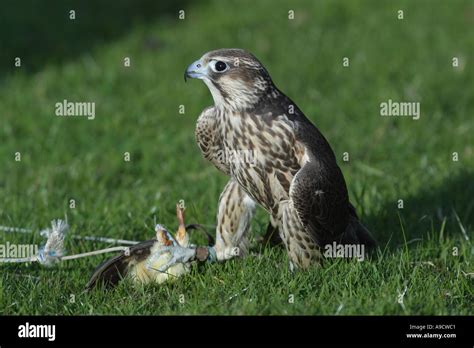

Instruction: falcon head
[185,48,278,110]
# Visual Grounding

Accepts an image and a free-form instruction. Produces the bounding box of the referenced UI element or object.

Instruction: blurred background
[0,0,472,314]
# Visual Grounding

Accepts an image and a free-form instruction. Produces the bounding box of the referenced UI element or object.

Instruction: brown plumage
[186,48,376,268]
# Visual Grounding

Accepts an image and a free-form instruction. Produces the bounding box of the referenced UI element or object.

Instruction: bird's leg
[261,215,283,247]
[288,260,296,273]
[278,200,322,269]
[213,179,256,261]
[156,180,256,272]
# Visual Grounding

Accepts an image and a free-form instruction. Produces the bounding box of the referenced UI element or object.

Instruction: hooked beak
[184,59,206,82]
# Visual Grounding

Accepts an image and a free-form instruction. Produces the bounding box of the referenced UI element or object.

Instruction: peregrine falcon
[171,48,375,271]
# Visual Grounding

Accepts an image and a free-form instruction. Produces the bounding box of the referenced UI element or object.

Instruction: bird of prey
[145,48,376,273]
[86,205,195,290]
[173,48,376,270]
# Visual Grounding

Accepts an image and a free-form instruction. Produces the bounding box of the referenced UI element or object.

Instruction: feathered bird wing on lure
[85,239,156,290]
[86,204,194,290]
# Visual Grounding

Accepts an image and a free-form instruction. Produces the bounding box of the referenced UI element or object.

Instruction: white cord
[0,256,38,263]
[72,235,138,245]
[0,224,139,245]
[60,246,129,260]
[0,219,136,265]
[0,226,33,234]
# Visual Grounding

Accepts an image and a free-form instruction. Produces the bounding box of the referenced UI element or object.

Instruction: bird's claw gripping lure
[148,205,216,273]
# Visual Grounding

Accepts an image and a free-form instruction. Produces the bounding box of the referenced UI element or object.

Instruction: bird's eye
[214,61,228,72]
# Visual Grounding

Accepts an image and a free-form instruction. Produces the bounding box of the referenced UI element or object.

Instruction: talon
[289,261,295,273]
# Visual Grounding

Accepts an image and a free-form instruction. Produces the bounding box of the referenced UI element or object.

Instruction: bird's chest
[218,112,303,214]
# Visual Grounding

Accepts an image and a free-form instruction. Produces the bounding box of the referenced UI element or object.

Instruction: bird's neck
[209,84,282,114]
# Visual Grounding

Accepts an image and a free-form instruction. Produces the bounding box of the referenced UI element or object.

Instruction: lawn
[0,0,473,315]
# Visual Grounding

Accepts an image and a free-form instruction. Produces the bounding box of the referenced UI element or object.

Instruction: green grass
[0,0,473,315]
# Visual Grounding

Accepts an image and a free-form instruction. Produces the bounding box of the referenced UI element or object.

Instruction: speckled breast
[220,111,304,215]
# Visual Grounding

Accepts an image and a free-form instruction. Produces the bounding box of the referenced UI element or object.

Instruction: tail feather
[351,217,377,250]
[340,203,377,250]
